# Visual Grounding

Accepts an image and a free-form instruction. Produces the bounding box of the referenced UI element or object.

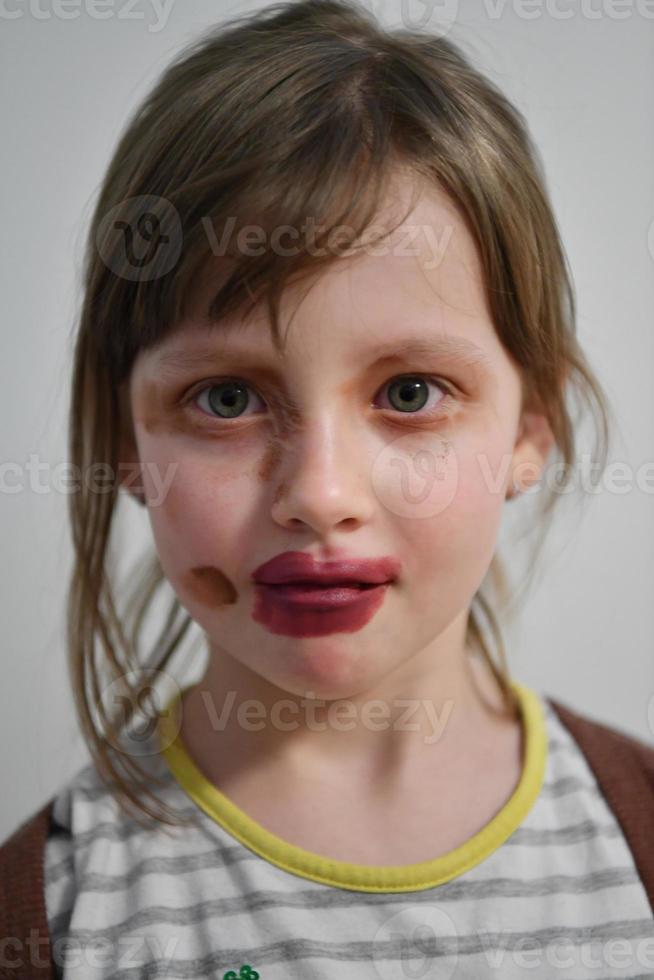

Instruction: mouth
[263,580,384,591]
[253,578,392,616]
[251,550,401,588]
[250,553,398,635]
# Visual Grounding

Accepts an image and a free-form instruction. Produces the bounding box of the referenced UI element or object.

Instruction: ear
[507,407,555,500]
[117,380,146,507]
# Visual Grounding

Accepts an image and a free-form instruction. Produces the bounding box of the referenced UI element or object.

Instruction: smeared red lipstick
[251,551,400,637]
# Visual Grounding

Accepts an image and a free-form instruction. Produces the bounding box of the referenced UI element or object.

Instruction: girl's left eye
[375,375,453,416]
[188,374,453,424]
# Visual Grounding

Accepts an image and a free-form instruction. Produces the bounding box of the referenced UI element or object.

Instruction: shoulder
[0,795,58,976]
[0,794,55,874]
[0,756,103,917]
[0,743,183,972]
[0,738,176,900]
[545,693,654,780]
[543,692,654,912]
[0,756,141,978]
[544,693,654,860]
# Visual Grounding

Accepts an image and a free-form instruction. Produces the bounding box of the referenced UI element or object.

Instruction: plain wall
[1,0,653,841]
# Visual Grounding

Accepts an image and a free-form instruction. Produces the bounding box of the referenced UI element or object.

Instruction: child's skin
[119,171,554,863]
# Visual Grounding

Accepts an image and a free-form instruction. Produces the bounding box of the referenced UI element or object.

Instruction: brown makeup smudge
[271,479,288,506]
[258,436,283,482]
[184,566,238,606]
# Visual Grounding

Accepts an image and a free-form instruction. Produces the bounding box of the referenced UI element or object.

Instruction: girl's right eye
[193,379,265,420]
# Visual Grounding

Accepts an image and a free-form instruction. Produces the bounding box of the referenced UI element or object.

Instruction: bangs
[97,42,440,384]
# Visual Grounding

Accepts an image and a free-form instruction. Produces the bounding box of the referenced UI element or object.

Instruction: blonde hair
[67,0,611,827]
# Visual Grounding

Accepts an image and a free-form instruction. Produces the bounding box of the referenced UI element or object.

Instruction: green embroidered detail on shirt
[223,967,260,979]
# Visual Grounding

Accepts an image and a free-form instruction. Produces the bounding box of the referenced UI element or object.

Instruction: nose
[269,413,375,535]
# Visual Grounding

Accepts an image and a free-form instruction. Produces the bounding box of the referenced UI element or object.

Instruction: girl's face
[122,176,550,701]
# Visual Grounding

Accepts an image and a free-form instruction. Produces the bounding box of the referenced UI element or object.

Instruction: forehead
[144,176,499,370]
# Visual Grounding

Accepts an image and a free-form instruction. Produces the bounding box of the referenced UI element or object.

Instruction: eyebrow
[153,334,495,378]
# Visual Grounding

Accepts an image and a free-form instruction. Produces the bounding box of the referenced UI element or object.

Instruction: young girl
[1,0,653,977]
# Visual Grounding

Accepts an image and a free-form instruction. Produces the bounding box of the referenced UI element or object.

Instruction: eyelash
[182,374,457,429]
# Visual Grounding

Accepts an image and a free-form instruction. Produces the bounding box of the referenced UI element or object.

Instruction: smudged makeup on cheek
[257,434,283,483]
[182,566,238,606]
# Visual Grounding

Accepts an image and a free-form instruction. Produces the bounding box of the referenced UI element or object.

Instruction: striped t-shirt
[44,680,654,979]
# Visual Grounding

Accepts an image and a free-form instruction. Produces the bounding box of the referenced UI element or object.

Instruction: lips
[250,551,400,637]
[251,551,401,588]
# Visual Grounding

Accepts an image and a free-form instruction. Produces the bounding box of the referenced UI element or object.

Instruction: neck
[177,617,518,795]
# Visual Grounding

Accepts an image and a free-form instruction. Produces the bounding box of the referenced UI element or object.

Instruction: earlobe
[507,410,555,499]
[522,410,556,458]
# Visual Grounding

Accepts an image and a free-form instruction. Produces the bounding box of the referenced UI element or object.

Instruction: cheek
[448,438,509,521]
[137,435,258,588]
[386,431,510,587]
[372,428,506,523]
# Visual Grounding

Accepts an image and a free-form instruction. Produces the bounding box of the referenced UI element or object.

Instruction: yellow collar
[157,678,547,893]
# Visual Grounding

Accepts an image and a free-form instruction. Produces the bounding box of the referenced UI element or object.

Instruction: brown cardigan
[1,694,653,980]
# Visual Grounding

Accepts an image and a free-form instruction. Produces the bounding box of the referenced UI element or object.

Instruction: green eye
[386,377,430,413]
[380,375,450,416]
[207,381,248,419]
[197,380,265,420]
